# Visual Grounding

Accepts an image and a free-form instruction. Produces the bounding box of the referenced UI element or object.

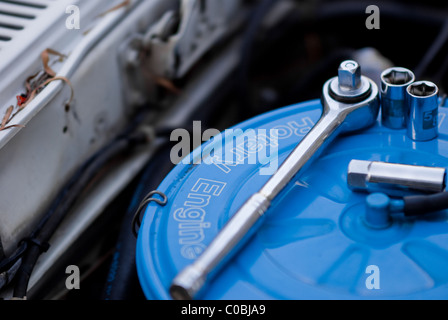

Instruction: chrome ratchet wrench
[170,60,380,300]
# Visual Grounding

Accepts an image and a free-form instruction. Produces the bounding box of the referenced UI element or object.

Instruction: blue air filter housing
[136,99,448,300]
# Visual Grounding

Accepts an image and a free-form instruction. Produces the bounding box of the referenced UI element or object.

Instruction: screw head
[338,60,362,90]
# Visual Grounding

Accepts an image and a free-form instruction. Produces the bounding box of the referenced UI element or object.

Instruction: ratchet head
[323,60,380,133]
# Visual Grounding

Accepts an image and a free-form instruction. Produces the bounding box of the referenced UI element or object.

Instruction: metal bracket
[121,0,241,82]
[132,190,168,237]
[143,0,240,79]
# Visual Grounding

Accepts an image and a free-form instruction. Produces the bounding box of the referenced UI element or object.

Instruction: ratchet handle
[169,113,343,300]
[170,193,270,300]
[169,70,380,300]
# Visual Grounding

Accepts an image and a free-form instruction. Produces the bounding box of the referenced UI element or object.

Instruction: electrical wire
[101,125,213,299]
[10,116,151,299]
[0,259,21,291]
[0,242,27,275]
[13,135,146,299]
[237,0,284,119]
[403,192,448,217]
[0,111,148,274]
[101,143,174,300]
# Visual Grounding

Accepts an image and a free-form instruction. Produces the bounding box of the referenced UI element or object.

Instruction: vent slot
[0,9,35,19]
[0,0,59,57]
[0,21,23,29]
[0,0,46,10]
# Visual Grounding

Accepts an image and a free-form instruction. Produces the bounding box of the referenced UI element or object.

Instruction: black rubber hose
[26,111,147,242]
[0,133,139,275]
[0,259,21,291]
[237,0,284,120]
[404,192,448,217]
[0,242,26,274]
[101,143,174,300]
[12,131,148,299]
[0,111,146,281]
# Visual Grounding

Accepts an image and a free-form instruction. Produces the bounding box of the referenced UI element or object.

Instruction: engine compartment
[0,0,447,301]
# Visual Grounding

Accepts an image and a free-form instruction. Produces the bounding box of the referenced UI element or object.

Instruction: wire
[33,111,148,239]
[237,0,284,119]
[131,191,168,238]
[13,137,143,298]
[0,111,148,275]
[0,138,132,277]
[101,143,174,300]
[403,192,448,217]
[0,259,21,291]
[11,120,150,299]
[0,242,26,274]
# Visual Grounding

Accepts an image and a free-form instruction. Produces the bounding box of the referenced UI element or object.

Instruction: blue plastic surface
[365,193,392,229]
[136,99,448,300]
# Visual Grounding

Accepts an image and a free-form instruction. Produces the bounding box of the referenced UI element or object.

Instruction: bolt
[330,60,371,102]
[338,60,362,91]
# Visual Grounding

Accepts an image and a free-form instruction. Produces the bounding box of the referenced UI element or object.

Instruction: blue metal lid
[136,99,448,299]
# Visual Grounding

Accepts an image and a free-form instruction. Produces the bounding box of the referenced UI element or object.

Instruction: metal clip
[132,191,168,237]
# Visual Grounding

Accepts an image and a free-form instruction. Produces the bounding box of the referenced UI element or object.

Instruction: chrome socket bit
[380,67,415,129]
[406,81,439,141]
[348,160,446,194]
